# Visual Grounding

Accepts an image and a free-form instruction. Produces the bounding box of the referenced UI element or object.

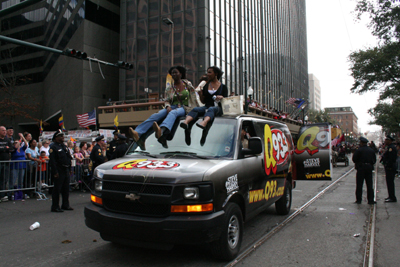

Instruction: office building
[308,73,321,110]
[1,0,309,134]
[120,0,309,111]
[325,107,358,137]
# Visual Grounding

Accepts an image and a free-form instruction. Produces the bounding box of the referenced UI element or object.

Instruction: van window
[127,118,237,158]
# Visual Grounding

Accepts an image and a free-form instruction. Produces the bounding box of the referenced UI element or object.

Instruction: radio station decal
[113,159,180,170]
[225,174,239,193]
[264,125,290,175]
[249,180,284,203]
[303,158,320,168]
[305,169,331,179]
[293,123,332,181]
[295,126,330,156]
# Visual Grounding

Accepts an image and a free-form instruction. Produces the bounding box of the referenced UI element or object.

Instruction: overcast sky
[306,0,381,134]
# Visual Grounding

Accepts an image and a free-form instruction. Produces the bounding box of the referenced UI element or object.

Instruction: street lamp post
[248,86,253,107]
[162,18,174,66]
[244,71,248,114]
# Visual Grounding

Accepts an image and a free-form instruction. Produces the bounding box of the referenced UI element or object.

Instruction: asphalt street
[0,161,398,266]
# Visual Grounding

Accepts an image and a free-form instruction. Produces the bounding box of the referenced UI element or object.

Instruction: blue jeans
[188,106,222,121]
[12,169,25,189]
[159,107,185,132]
[135,105,180,136]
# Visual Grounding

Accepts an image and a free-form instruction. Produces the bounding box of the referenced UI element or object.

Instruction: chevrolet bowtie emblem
[125,193,141,201]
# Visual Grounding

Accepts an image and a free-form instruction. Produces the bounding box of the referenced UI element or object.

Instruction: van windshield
[127,117,237,159]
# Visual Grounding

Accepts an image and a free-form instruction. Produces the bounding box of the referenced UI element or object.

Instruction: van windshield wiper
[128,151,158,158]
[160,151,209,159]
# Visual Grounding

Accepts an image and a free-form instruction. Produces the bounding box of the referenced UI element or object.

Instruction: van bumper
[84,203,225,246]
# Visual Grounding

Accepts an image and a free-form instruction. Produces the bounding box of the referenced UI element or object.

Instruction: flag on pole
[76,109,96,128]
[114,115,119,129]
[59,114,66,132]
[286,98,304,106]
[39,120,43,135]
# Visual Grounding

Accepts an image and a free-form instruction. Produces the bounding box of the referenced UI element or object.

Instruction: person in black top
[381,135,397,202]
[90,135,107,171]
[114,134,129,159]
[106,130,119,160]
[0,126,14,201]
[180,66,228,145]
[352,137,377,204]
[49,130,73,212]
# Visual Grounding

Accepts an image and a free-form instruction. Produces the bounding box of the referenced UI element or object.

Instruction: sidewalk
[237,165,400,266]
[374,164,400,267]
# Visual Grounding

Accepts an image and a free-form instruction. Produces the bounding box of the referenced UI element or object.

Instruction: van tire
[275,180,292,215]
[210,203,243,261]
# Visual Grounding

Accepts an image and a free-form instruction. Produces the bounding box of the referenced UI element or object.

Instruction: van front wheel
[275,181,292,215]
[210,202,243,261]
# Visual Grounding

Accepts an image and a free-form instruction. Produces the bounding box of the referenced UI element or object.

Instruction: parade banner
[294,123,332,180]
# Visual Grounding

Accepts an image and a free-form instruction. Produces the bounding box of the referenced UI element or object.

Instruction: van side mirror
[242,137,263,155]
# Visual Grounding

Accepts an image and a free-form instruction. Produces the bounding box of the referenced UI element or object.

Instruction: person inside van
[180,66,228,145]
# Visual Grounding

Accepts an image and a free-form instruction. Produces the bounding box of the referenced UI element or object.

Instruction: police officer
[106,130,119,160]
[381,135,397,202]
[352,137,377,204]
[49,130,73,212]
[114,134,129,159]
[90,135,107,171]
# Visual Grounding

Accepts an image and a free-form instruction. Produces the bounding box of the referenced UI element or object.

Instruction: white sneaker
[42,183,48,188]
[1,196,9,202]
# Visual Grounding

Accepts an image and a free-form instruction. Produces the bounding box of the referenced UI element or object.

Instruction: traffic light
[117,60,133,70]
[64,48,87,59]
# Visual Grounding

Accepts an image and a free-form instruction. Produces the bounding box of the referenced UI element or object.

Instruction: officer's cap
[385,135,395,141]
[52,129,64,140]
[118,134,127,140]
[113,130,119,135]
[95,135,105,142]
[359,137,369,143]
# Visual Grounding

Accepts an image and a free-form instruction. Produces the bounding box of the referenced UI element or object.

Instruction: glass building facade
[121,0,308,111]
[0,0,119,83]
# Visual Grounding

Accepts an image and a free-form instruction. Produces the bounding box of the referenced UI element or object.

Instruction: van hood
[95,156,230,184]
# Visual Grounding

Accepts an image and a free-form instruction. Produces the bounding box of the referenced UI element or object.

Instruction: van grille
[103,181,172,195]
[102,181,172,216]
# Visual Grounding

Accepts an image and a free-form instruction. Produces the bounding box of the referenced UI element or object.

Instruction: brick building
[325,107,358,138]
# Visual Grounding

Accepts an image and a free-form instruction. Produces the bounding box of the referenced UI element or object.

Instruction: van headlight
[93,169,105,179]
[184,187,199,199]
[94,180,103,192]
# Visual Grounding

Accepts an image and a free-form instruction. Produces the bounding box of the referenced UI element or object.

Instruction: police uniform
[106,130,119,160]
[90,135,106,170]
[352,137,377,204]
[381,135,397,202]
[114,134,129,159]
[49,130,73,212]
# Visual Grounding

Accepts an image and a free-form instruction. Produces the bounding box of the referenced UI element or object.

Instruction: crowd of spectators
[0,125,102,202]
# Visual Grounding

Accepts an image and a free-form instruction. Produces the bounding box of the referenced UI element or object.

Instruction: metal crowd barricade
[1,157,94,201]
[0,159,36,200]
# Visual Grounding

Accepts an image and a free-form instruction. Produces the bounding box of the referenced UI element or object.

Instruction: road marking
[364,164,377,267]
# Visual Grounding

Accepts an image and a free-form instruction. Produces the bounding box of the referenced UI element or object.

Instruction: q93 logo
[264,125,290,175]
[295,126,329,155]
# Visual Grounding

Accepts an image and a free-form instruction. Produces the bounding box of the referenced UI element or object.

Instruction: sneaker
[42,183,48,188]
[1,196,9,202]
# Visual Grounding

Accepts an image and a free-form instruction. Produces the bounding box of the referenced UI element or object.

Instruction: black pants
[356,165,374,203]
[51,167,70,210]
[385,167,397,200]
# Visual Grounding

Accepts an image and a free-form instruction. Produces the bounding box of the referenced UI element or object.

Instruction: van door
[244,120,292,217]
